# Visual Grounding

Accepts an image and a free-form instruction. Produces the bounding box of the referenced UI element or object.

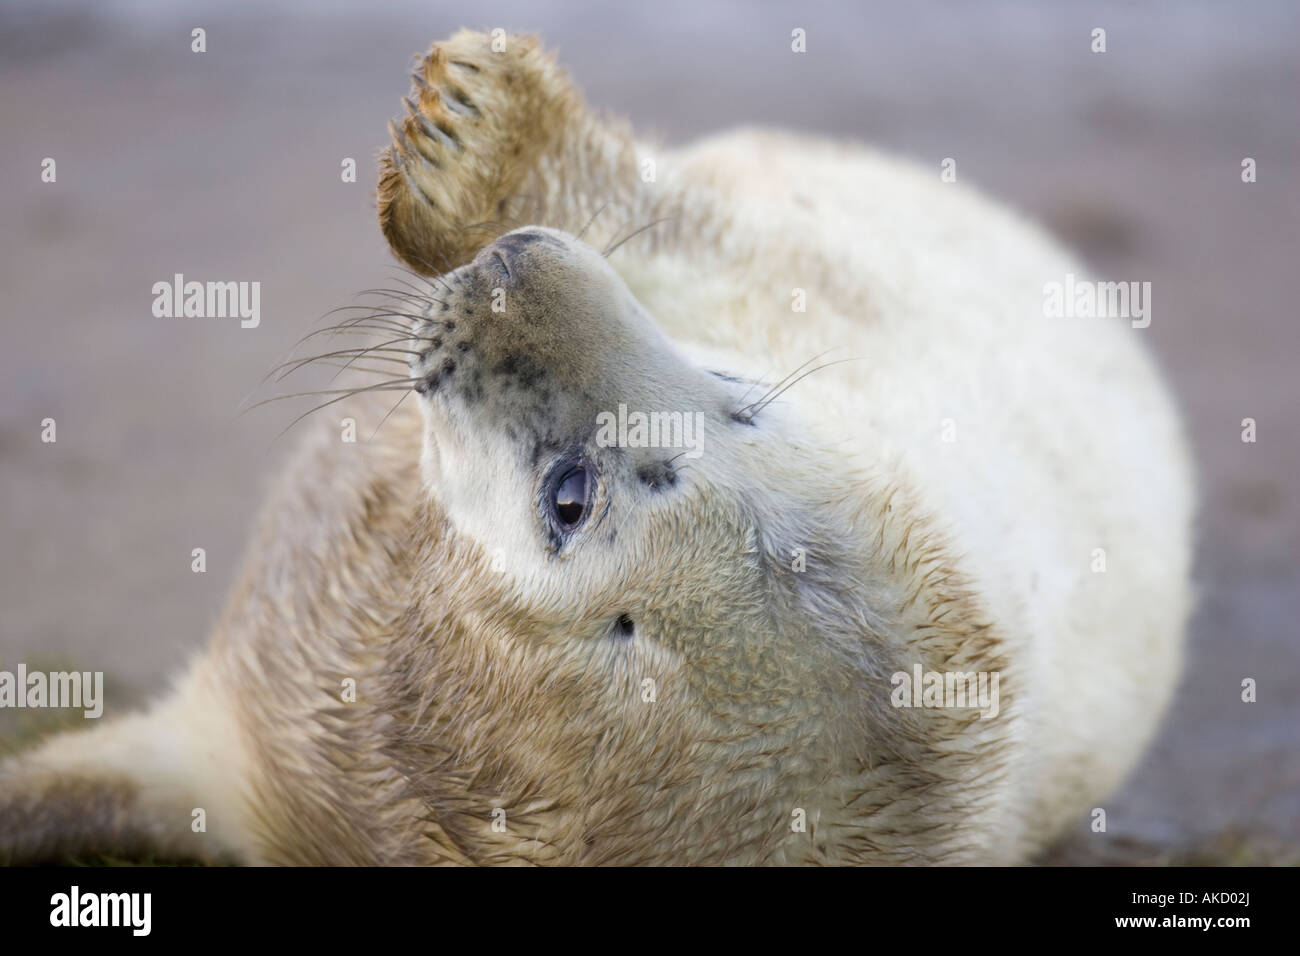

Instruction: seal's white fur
[661,128,1193,840]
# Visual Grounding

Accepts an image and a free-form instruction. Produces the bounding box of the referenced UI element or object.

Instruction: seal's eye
[552,466,589,528]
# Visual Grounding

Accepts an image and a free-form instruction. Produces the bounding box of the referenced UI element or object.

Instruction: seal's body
[1,32,1192,865]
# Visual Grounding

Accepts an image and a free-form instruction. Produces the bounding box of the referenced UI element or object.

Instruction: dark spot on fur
[615,614,634,638]
[431,337,443,349]
[638,461,677,490]
[495,354,546,390]
[457,341,471,352]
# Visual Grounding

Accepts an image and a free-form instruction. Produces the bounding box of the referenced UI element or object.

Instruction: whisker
[271,382,421,443]
[255,305,421,383]
[391,259,456,294]
[315,360,410,378]
[275,324,415,367]
[245,378,425,413]
[314,317,421,338]
[735,364,778,409]
[271,359,411,382]
[324,303,432,323]
[267,344,420,384]
[576,200,611,241]
[368,390,414,441]
[303,324,433,343]
[602,218,675,258]
[274,347,416,379]
[383,265,451,298]
[739,349,839,415]
[322,335,427,384]
[737,357,864,420]
[327,315,421,333]
[322,320,417,336]
[354,287,436,309]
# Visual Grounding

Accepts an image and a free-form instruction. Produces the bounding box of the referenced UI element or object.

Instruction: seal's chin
[413,384,481,498]
[416,399,481,494]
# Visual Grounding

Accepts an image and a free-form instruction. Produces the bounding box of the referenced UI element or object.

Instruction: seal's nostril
[478,230,564,279]
[488,230,553,263]
[495,231,542,253]
[492,251,511,279]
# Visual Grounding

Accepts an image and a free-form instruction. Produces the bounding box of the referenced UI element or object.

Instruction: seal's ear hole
[637,461,677,490]
[614,614,635,638]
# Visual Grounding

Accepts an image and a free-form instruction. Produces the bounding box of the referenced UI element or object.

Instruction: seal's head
[389,227,907,863]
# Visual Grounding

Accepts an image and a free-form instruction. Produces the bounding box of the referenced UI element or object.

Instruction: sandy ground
[1,0,1296,862]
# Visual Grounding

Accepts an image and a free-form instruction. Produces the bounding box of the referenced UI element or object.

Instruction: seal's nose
[475,229,566,281]
[492,230,545,259]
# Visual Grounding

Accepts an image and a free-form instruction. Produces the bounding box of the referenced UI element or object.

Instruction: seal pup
[0,31,1193,865]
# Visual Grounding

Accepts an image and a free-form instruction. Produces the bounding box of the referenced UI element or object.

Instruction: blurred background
[1,0,1296,863]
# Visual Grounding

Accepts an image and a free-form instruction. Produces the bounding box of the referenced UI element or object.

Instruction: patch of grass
[0,661,197,866]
